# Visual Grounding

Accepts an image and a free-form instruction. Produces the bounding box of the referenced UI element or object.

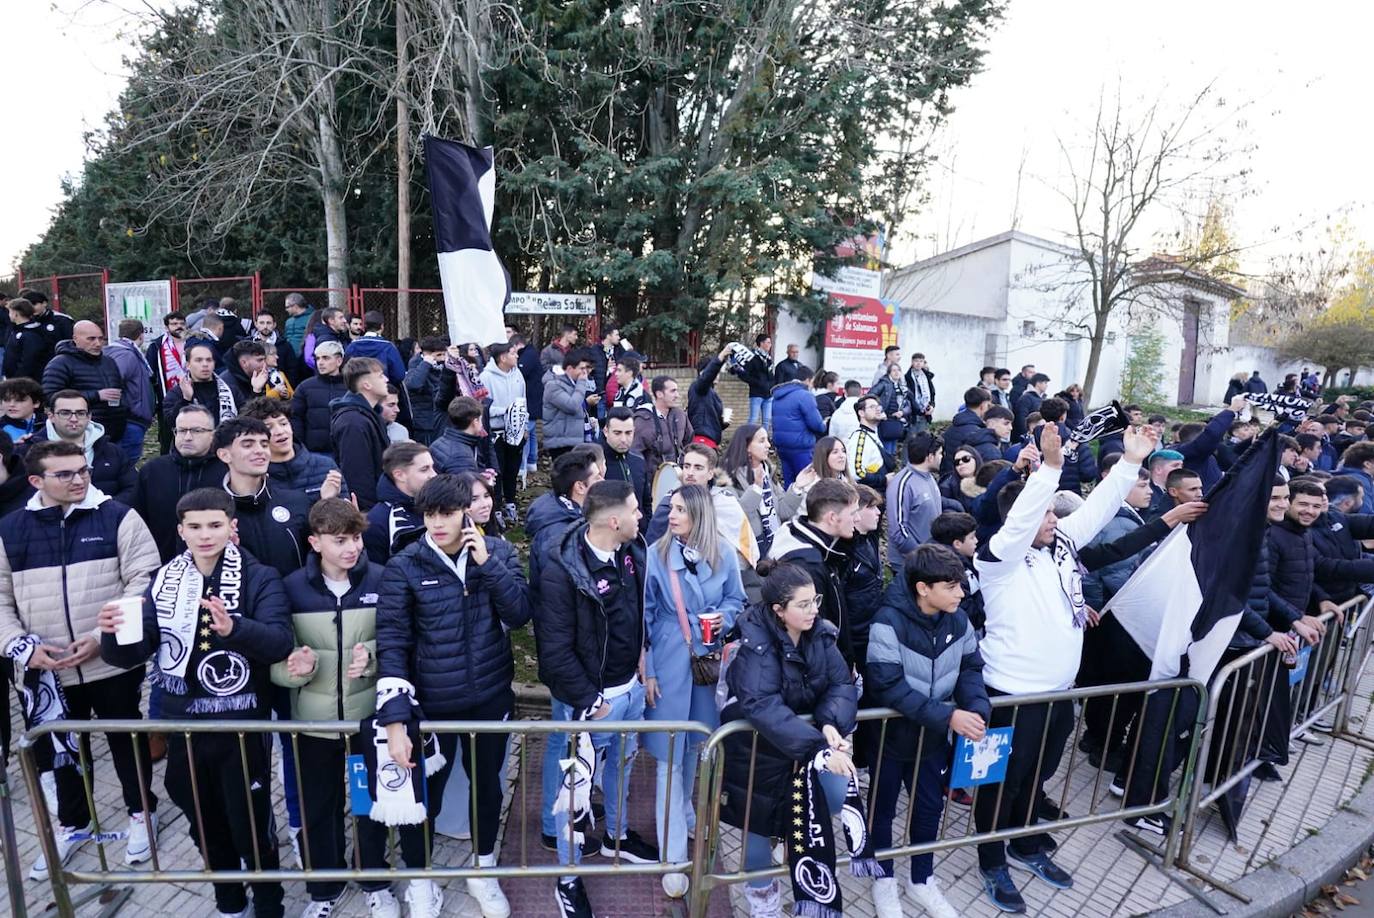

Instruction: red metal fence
[173,274,259,315]
[13,270,109,326]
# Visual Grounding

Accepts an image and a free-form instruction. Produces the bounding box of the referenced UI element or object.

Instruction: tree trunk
[1081,309,1111,404]
[317,112,350,311]
[395,0,412,337]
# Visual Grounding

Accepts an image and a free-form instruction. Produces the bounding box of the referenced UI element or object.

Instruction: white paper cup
[722,407,734,424]
[107,394,121,407]
[113,597,145,645]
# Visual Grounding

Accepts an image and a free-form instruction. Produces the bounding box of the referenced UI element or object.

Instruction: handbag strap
[667,564,694,648]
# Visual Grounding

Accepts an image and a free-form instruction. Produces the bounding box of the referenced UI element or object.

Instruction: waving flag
[424,135,510,348]
[1103,427,1280,684]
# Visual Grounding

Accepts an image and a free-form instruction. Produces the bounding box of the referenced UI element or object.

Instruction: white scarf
[5,634,78,767]
[215,375,239,421]
[367,678,447,825]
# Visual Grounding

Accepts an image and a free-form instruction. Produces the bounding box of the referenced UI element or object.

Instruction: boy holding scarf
[99,487,293,918]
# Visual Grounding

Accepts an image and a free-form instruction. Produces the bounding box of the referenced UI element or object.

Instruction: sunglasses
[955,455,975,465]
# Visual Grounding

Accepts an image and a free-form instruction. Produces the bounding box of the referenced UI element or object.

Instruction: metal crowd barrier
[8,612,1373,918]
[1172,595,1374,901]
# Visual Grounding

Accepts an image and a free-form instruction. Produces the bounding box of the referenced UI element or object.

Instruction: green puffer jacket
[271,552,385,737]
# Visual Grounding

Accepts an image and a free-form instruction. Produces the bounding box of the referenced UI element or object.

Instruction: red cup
[700,612,723,644]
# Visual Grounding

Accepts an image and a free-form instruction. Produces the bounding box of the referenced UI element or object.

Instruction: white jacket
[828,396,861,442]
[975,457,1140,693]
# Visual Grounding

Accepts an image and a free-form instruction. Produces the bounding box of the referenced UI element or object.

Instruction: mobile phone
[463,513,474,531]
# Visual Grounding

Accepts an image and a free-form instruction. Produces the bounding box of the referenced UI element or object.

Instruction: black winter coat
[0,456,31,519]
[363,476,424,564]
[376,536,530,718]
[1231,539,1276,650]
[601,440,651,534]
[687,356,727,445]
[773,358,805,386]
[41,341,129,440]
[162,378,237,428]
[1013,389,1043,439]
[733,353,774,399]
[770,519,854,665]
[329,393,388,510]
[290,372,348,455]
[589,342,625,395]
[132,451,227,562]
[4,321,51,381]
[719,605,857,836]
[842,531,884,669]
[1311,511,1374,604]
[525,492,583,606]
[403,357,447,445]
[428,427,493,476]
[1265,518,1327,626]
[536,523,647,711]
[518,344,544,421]
[940,411,1002,477]
[229,480,312,578]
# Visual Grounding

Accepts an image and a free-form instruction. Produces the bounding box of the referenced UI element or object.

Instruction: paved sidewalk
[5,662,1373,916]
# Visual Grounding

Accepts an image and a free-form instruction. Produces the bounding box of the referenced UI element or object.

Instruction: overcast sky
[3,1,1371,278]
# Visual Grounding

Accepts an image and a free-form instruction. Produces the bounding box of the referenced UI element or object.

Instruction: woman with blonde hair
[642,483,747,898]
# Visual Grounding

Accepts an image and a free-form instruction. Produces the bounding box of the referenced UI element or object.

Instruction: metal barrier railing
[1173,594,1374,900]
[15,718,713,918]
[686,678,1209,917]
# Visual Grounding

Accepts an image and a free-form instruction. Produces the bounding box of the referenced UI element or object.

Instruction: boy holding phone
[99,487,292,918]
[865,543,990,918]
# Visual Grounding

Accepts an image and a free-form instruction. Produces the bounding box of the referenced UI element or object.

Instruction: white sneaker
[218,909,250,918]
[367,889,401,918]
[29,822,92,881]
[743,880,783,917]
[873,876,905,917]
[288,825,302,867]
[662,872,689,898]
[906,876,959,918]
[301,895,345,918]
[404,879,443,918]
[125,811,155,865]
[466,853,510,918]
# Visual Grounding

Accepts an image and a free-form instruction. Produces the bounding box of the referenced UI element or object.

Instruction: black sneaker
[599,829,658,864]
[1123,813,1171,837]
[1253,762,1282,782]
[555,878,595,918]
[980,866,1027,913]
[1008,849,1073,889]
[1036,797,1068,821]
[541,825,597,856]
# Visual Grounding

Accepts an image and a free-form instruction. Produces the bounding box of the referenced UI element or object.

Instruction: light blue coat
[642,536,747,761]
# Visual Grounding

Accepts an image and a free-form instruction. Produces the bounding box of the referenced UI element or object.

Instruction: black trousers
[427,690,513,858]
[1259,652,1292,766]
[165,731,283,918]
[54,667,157,829]
[1121,684,1201,808]
[1078,613,1151,757]
[974,692,1075,870]
[493,439,524,506]
[296,734,428,902]
[1206,648,1277,785]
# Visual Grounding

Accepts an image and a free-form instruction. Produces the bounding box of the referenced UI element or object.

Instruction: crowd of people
[0,286,1367,918]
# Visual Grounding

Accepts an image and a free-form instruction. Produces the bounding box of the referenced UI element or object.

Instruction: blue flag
[424,135,510,347]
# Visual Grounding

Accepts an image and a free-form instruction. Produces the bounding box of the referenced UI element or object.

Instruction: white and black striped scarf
[4,634,79,768]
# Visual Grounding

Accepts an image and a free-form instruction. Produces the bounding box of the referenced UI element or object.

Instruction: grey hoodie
[477,362,527,432]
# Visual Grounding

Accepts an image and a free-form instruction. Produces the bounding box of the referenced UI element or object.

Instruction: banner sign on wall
[814,266,895,387]
[506,292,596,315]
[105,280,174,344]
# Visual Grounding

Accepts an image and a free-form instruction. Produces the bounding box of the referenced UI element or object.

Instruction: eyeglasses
[43,466,92,483]
[175,427,214,436]
[53,410,90,419]
[789,596,824,611]
[955,455,975,465]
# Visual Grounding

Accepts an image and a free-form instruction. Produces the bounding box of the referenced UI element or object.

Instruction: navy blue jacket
[403,357,447,445]
[719,605,857,835]
[132,451,227,562]
[1177,409,1235,492]
[345,335,407,385]
[940,411,1002,477]
[525,491,583,606]
[268,447,348,503]
[601,440,651,534]
[329,393,388,510]
[229,479,312,578]
[428,427,493,476]
[518,344,544,421]
[376,536,530,718]
[687,357,726,445]
[290,372,348,455]
[1311,510,1374,604]
[1265,518,1327,625]
[865,575,989,762]
[364,476,424,564]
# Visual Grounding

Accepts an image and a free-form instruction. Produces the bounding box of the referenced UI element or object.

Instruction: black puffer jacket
[363,476,424,564]
[132,451,227,562]
[403,356,447,445]
[428,427,493,476]
[290,372,347,454]
[41,341,129,440]
[1231,539,1276,650]
[525,491,583,606]
[732,352,773,399]
[940,411,1002,476]
[4,321,51,380]
[162,378,238,428]
[687,356,726,445]
[1311,510,1374,604]
[1265,518,1326,626]
[769,519,853,664]
[842,530,884,669]
[536,523,646,711]
[229,480,312,578]
[329,393,388,510]
[719,605,857,836]
[376,536,530,718]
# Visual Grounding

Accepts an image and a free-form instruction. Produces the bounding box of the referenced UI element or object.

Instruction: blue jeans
[654,731,709,868]
[871,753,947,883]
[742,771,848,887]
[118,421,148,464]
[524,419,538,468]
[748,396,773,429]
[550,681,646,873]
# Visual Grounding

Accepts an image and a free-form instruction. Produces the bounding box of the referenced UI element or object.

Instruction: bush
[1320,386,1374,403]
[1121,325,1166,406]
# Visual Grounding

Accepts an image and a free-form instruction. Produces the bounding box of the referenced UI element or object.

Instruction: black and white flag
[424,135,510,348]
[1063,401,1129,457]
[1103,428,1281,684]
[1244,392,1313,424]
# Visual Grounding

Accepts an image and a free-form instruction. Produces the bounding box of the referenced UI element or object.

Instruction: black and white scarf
[150,545,256,714]
[1245,392,1312,424]
[1063,401,1129,457]
[756,471,777,556]
[553,729,597,844]
[365,678,447,826]
[788,750,875,918]
[4,634,79,768]
[1048,535,1089,629]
